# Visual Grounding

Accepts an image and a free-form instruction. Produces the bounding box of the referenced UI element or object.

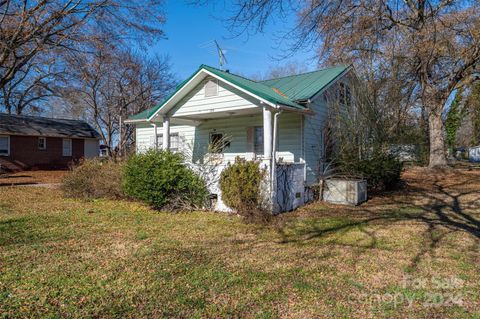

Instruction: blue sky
[149,1,317,80]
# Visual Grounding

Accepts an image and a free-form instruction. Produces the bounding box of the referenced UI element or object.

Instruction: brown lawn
[0,170,66,186]
[0,166,479,318]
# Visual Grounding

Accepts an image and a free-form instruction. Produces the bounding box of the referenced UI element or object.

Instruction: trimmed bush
[62,159,124,199]
[337,152,403,191]
[123,150,208,210]
[219,157,269,222]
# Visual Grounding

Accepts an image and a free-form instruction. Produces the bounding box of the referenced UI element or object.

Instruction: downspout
[271,109,283,210]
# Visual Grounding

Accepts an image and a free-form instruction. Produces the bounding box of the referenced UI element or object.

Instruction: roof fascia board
[276,104,314,114]
[124,119,148,124]
[147,68,205,121]
[201,69,276,107]
[0,132,100,139]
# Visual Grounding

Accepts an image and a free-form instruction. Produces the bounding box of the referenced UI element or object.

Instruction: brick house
[0,114,100,172]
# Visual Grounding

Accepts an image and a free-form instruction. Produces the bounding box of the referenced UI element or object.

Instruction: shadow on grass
[0,175,33,179]
[0,182,38,187]
[0,216,39,246]
[275,168,480,270]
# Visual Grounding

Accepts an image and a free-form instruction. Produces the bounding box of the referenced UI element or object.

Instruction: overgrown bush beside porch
[62,159,124,199]
[123,150,208,210]
[62,150,208,210]
[219,157,271,223]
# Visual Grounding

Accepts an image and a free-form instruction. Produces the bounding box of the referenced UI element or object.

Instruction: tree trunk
[428,110,448,168]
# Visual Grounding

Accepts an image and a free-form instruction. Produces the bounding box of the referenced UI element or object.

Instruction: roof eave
[124,118,149,124]
[276,104,313,114]
[0,132,101,139]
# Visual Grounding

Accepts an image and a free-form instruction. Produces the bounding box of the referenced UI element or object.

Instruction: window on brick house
[62,138,72,156]
[0,135,9,156]
[38,137,46,150]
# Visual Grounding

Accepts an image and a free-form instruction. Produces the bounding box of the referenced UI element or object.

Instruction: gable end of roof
[127,64,352,122]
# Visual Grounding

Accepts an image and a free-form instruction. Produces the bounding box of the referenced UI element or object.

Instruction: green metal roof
[127,107,157,121]
[127,64,349,121]
[260,65,349,101]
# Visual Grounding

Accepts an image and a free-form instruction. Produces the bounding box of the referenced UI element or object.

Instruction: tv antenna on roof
[214,40,228,69]
[199,40,228,70]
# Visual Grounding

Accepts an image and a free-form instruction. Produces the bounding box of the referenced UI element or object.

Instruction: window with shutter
[204,79,218,97]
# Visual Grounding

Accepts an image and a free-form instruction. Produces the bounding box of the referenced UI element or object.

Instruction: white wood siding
[135,123,195,160]
[170,77,260,116]
[303,76,352,185]
[276,113,303,163]
[134,113,303,164]
[135,123,155,152]
[303,93,329,185]
[192,113,302,163]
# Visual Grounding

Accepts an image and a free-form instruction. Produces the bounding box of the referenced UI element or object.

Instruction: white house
[469,145,480,162]
[125,64,354,212]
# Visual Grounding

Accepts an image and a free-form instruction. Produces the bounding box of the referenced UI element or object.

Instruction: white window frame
[156,133,180,151]
[0,135,10,156]
[38,137,46,150]
[209,131,231,154]
[62,138,72,157]
[204,78,219,97]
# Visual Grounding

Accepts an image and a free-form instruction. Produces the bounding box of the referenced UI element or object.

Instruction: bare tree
[62,48,176,156]
[198,0,480,167]
[249,61,309,81]
[1,54,64,114]
[0,0,165,91]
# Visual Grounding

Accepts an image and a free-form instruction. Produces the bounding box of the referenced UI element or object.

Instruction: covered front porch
[154,106,304,166]
[148,106,307,212]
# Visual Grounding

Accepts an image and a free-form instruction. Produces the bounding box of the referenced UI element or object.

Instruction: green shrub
[123,150,208,210]
[62,159,124,199]
[219,157,269,222]
[337,152,403,191]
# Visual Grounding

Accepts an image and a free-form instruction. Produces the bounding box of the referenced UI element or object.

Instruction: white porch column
[263,106,273,159]
[153,123,158,149]
[162,116,170,150]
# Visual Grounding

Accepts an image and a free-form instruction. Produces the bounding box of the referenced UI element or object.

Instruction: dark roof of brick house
[0,113,101,139]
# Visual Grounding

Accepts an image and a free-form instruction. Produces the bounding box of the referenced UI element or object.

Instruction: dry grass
[0,170,66,186]
[0,167,479,318]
